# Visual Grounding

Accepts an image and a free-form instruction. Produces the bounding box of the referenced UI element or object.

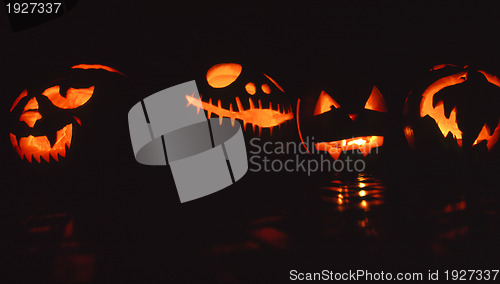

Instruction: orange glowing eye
[41,85,95,109]
[206,63,242,88]
[261,84,271,94]
[364,86,387,113]
[314,90,341,116]
[9,63,125,163]
[245,82,256,95]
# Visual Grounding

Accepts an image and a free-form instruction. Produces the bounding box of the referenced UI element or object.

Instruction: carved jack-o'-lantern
[188,63,294,139]
[9,64,124,163]
[403,64,500,158]
[297,85,388,160]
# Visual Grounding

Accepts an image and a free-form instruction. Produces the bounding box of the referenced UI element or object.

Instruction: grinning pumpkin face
[188,63,294,139]
[404,64,500,156]
[9,64,123,163]
[297,85,388,160]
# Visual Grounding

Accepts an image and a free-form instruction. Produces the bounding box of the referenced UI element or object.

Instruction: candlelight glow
[10,124,73,162]
[186,93,293,135]
[41,86,95,109]
[315,136,384,160]
[206,63,242,88]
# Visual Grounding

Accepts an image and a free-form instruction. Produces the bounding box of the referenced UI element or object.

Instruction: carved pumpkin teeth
[32,152,41,163]
[185,95,294,130]
[46,131,59,148]
[235,97,243,112]
[315,136,384,160]
[65,131,72,149]
[248,98,255,109]
[9,124,73,163]
[228,104,234,126]
[419,68,500,151]
[10,133,22,157]
[50,151,59,162]
[442,100,456,120]
[217,100,223,124]
[59,145,66,158]
[9,64,124,163]
[41,152,50,163]
[472,120,500,150]
[15,133,22,148]
[432,97,455,120]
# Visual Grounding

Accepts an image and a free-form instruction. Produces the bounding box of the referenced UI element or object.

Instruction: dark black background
[1,0,500,283]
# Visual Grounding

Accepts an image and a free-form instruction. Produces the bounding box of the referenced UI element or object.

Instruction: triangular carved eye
[364,86,387,113]
[314,90,341,116]
[41,85,95,109]
[206,63,242,88]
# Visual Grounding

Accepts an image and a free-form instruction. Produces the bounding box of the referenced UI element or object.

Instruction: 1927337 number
[444,270,499,281]
[6,2,62,14]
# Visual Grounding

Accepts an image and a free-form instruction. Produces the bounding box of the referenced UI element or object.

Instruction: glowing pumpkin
[9,64,124,163]
[403,64,500,158]
[189,63,294,140]
[297,85,388,160]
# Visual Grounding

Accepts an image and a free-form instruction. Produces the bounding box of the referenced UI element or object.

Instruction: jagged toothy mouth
[315,136,384,160]
[185,94,294,135]
[420,71,500,149]
[10,124,73,163]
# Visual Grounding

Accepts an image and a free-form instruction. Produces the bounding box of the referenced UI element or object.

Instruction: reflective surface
[176,170,500,282]
[1,167,499,283]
